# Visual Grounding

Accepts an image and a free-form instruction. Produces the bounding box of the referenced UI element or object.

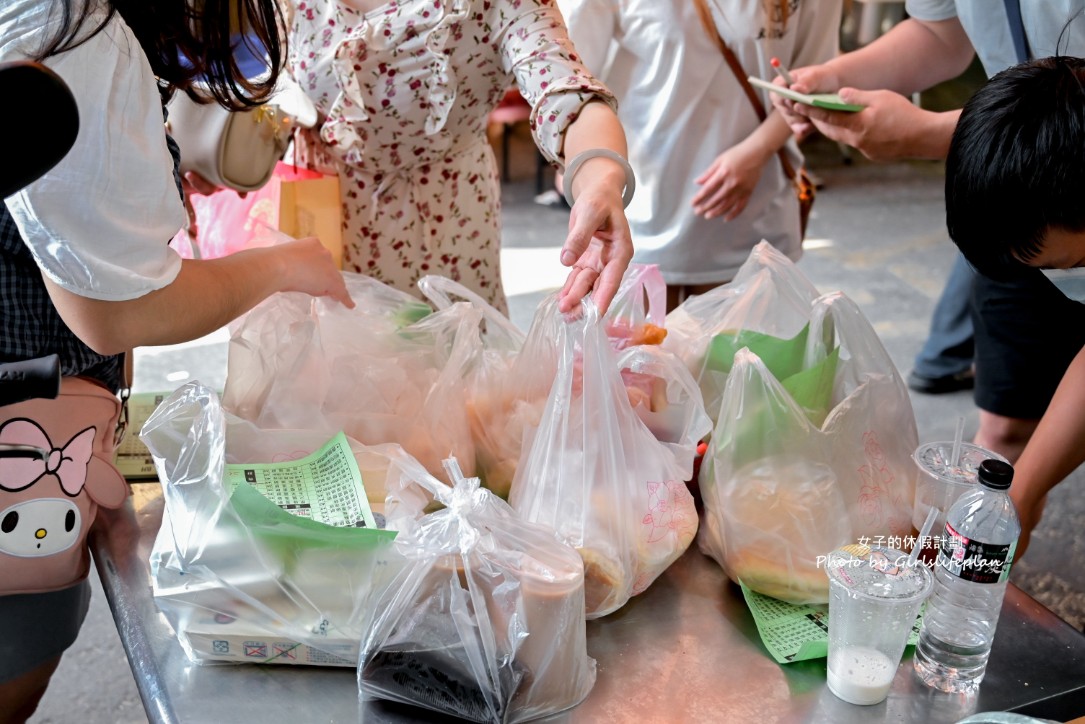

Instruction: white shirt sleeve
[556,0,618,77]
[3,5,184,302]
[905,0,959,23]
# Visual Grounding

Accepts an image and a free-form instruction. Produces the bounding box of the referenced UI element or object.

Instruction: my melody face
[0,497,82,557]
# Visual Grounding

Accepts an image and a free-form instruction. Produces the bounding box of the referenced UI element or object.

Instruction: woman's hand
[273,236,355,309]
[557,157,633,316]
[691,141,767,221]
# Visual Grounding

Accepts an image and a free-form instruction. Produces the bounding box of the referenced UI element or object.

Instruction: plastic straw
[907,505,939,568]
[950,415,966,467]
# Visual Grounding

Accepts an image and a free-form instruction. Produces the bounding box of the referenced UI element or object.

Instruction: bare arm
[773,17,974,161]
[44,237,353,355]
[1008,345,1085,558]
[819,17,975,95]
[557,99,633,315]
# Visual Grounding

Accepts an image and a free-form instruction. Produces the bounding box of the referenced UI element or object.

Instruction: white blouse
[0,0,184,301]
[557,0,841,285]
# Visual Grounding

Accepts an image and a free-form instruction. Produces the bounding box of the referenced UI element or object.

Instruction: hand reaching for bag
[270,236,355,309]
[557,159,634,316]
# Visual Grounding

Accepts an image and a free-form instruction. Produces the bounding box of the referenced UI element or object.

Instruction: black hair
[946,56,1085,279]
[34,0,283,110]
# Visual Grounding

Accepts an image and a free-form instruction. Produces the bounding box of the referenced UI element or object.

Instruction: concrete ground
[28,126,1085,723]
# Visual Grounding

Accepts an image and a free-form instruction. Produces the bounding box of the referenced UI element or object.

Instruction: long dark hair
[34,0,283,110]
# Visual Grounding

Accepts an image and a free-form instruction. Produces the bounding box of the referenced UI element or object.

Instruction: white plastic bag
[685,244,917,604]
[143,381,421,666]
[358,458,594,723]
[221,273,478,482]
[418,276,527,498]
[510,297,710,618]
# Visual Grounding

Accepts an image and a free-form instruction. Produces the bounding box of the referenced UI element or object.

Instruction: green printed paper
[740,584,922,664]
[225,430,378,528]
[228,482,396,551]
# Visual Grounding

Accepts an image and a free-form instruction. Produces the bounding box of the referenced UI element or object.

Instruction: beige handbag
[166,79,315,192]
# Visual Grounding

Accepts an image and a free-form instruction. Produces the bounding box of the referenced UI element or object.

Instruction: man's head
[946,56,1085,278]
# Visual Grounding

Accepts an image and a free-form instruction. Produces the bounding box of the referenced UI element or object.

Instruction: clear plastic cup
[824,545,933,706]
[911,442,1008,540]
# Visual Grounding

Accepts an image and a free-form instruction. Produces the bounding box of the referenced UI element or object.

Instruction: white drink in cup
[824,545,933,706]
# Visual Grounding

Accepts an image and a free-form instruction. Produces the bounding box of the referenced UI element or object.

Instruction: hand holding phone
[747,76,864,113]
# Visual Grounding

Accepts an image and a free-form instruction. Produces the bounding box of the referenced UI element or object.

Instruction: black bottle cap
[978,459,1014,490]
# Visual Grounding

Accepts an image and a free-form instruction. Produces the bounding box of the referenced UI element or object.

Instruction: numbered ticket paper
[741,585,922,663]
[224,431,377,529]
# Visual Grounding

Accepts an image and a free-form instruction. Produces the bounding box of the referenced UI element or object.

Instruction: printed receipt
[740,585,922,663]
[223,431,377,529]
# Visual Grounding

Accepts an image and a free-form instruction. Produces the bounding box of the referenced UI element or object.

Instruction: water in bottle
[913,458,1019,693]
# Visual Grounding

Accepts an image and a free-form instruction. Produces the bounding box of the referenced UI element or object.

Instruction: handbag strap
[1002,0,1031,64]
[692,0,799,183]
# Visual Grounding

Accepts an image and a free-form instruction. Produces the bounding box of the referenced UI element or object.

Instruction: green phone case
[747,76,865,113]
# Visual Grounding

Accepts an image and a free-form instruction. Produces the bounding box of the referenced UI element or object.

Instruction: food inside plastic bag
[359,458,595,723]
[416,276,531,499]
[221,273,477,483]
[142,382,422,665]
[687,244,917,604]
[510,297,711,618]
[664,242,823,424]
[603,263,668,351]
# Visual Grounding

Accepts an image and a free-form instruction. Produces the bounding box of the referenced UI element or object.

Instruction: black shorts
[0,579,90,683]
[972,266,1085,419]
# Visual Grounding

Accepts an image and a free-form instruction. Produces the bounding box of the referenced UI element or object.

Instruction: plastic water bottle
[913,458,1020,693]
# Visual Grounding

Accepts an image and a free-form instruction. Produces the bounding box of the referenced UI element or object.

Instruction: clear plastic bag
[221,272,478,482]
[509,297,710,618]
[602,263,667,351]
[664,241,822,424]
[418,276,527,498]
[358,457,595,723]
[686,244,917,604]
[143,381,422,666]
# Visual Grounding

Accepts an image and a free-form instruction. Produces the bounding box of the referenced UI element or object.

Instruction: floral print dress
[288,0,615,312]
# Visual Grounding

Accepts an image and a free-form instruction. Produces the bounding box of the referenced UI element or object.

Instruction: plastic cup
[911,442,1008,542]
[824,545,933,706]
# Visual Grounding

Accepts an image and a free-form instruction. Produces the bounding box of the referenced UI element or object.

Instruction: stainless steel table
[91,483,1085,724]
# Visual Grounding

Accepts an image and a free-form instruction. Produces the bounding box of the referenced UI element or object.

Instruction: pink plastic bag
[176,163,341,266]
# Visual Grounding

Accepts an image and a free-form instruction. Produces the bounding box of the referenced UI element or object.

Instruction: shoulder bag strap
[691,0,799,182]
[1002,0,1031,64]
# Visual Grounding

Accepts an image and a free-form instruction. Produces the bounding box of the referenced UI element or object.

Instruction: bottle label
[937,522,1016,584]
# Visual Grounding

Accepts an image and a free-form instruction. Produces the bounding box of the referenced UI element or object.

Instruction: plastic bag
[418,276,527,498]
[143,381,423,666]
[509,297,711,618]
[358,457,595,723]
[688,244,917,604]
[603,263,667,350]
[664,241,822,424]
[221,272,478,482]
